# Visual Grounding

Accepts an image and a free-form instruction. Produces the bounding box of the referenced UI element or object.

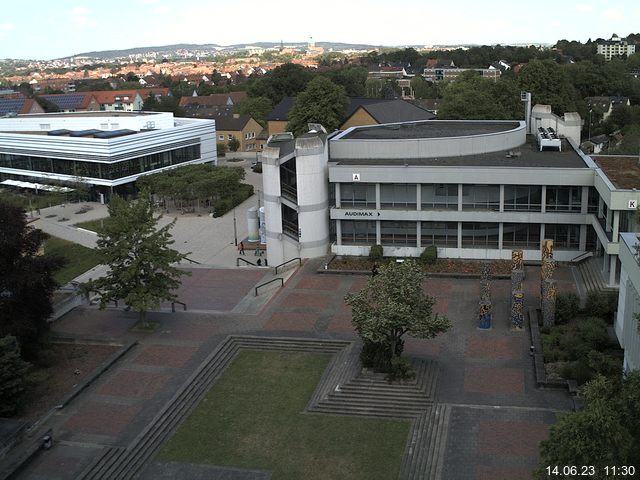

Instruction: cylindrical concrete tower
[246,206,259,243]
[261,144,285,266]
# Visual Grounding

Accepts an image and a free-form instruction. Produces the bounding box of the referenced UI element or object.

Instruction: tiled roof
[179,92,247,108]
[39,93,95,110]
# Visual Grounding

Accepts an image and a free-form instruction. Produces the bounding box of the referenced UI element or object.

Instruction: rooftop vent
[536,127,562,152]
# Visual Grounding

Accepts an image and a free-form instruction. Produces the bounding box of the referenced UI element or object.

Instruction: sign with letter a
[352,173,360,182]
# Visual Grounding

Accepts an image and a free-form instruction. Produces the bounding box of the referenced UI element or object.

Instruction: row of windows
[338,183,598,213]
[340,221,583,249]
[0,145,200,181]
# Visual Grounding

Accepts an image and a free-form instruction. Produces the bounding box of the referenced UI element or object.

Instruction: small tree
[0,335,31,417]
[228,137,240,152]
[420,245,438,265]
[286,76,349,135]
[87,192,190,327]
[345,260,451,372]
[369,244,383,261]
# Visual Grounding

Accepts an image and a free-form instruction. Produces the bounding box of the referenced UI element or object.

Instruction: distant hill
[66,41,387,60]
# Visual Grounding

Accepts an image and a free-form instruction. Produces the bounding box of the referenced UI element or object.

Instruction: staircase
[577,256,618,294]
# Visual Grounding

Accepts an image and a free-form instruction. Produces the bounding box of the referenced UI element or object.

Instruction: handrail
[184,257,201,265]
[255,277,284,296]
[171,300,187,312]
[570,251,593,263]
[275,257,302,274]
[237,257,258,267]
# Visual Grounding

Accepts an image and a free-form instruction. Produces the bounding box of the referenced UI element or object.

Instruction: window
[503,223,540,248]
[228,134,233,140]
[461,222,499,248]
[340,183,376,208]
[421,184,458,210]
[462,185,500,211]
[381,221,416,246]
[380,184,416,209]
[504,185,542,212]
[39,124,50,130]
[545,186,581,212]
[341,220,376,245]
[218,134,224,140]
[544,224,580,249]
[421,222,458,247]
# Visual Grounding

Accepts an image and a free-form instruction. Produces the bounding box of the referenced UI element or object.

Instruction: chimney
[233,113,240,119]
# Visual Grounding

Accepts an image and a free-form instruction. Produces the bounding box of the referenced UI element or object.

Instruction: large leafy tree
[286,76,349,135]
[235,96,273,127]
[87,193,189,326]
[0,335,30,416]
[517,59,577,115]
[0,198,64,355]
[344,260,451,364]
[247,63,313,104]
[536,372,640,478]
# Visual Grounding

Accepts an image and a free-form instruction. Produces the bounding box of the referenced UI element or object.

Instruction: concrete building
[0,111,216,200]
[597,35,636,61]
[261,107,640,288]
[615,233,640,372]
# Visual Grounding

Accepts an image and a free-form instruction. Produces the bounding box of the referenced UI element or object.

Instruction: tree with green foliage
[344,260,451,372]
[0,335,31,417]
[323,66,368,97]
[517,59,577,114]
[286,76,349,135]
[536,372,640,478]
[0,199,64,357]
[247,63,313,104]
[235,96,273,127]
[438,72,521,120]
[228,137,240,152]
[87,193,189,327]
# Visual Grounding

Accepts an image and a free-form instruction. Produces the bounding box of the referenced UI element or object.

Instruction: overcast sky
[1,0,639,60]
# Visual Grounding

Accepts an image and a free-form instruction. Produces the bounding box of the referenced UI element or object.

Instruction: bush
[560,360,594,385]
[556,292,580,324]
[360,339,391,372]
[587,350,623,377]
[0,336,31,417]
[420,245,438,265]
[585,290,618,323]
[369,244,383,261]
[216,142,227,157]
[386,356,416,382]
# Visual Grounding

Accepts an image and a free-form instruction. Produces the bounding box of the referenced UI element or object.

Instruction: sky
[1,0,640,60]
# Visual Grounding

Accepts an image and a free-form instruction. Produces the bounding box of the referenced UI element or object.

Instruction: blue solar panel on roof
[0,99,24,115]
[41,94,84,110]
[48,129,71,136]
[93,129,137,139]
[69,129,102,137]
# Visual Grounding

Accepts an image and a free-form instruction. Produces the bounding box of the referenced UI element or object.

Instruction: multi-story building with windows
[597,35,636,61]
[0,111,216,200]
[262,109,640,289]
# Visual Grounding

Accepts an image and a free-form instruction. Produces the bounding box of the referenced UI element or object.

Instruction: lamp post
[233,207,238,246]
[588,109,592,141]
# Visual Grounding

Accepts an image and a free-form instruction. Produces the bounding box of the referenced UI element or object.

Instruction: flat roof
[593,155,640,189]
[15,111,161,119]
[340,120,521,140]
[331,135,588,169]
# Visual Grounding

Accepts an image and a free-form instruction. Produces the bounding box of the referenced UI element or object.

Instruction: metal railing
[255,277,284,296]
[171,300,187,312]
[237,257,258,267]
[570,251,594,263]
[275,257,302,274]
[184,257,201,265]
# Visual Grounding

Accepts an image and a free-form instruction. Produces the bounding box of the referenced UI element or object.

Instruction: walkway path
[14,260,577,480]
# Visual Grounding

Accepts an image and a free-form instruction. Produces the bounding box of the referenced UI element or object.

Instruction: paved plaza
[13,255,578,480]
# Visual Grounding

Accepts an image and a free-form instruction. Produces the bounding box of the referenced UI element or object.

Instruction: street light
[588,109,592,142]
[233,207,238,246]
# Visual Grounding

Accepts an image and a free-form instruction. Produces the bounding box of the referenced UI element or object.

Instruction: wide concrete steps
[578,257,618,294]
[399,404,452,480]
[76,336,349,480]
[309,358,439,419]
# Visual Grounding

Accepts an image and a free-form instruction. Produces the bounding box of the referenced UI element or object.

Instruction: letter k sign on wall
[629,200,638,209]
[352,173,361,182]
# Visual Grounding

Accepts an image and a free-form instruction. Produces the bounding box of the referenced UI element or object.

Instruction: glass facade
[545,186,582,212]
[504,185,542,212]
[461,185,500,211]
[380,184,417,209]
[545,224,580,249]
[421,222,458,247]
[0,145,200,181]
[381,221,416,246]
[421,184,458,210]
[502,223,541,248]
[340,183,376,208]
[341,220,376,245]
[461,222,500,247]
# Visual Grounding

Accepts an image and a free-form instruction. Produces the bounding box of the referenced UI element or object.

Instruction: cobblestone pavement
[16,260,576,480]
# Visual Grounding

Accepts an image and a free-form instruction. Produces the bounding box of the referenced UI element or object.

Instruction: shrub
[369,244,383,261]
[556,292,580,324]
[578,317,611,352]
[587,350,623,377]
[0,336,31,417]
[386,356,416,382]
[420,245,438,265]
[360,339,391,372]
[585,290,618,323]
[560,360,594,385]
[216,142,227,157]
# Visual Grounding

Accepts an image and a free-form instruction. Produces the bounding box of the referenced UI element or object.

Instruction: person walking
[238,241,245,255]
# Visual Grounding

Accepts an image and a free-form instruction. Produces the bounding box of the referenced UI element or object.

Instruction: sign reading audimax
[343,211,381,217]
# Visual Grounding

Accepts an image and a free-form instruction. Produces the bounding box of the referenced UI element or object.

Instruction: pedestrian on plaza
[238,241,245,255]
[257,258,262,266]
[255,245,261,256]
[372,263,379,277]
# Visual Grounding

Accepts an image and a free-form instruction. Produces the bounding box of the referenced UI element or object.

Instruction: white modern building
[615,233,640,372]
[597,35,636,61]
[262,106,640,287]
[0,111,216,200]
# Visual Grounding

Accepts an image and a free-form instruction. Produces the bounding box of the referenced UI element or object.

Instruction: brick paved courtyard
[16,260,577,480]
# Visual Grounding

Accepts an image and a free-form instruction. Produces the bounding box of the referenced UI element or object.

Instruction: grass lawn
[44,236,101,284]
[159,350,410,480]
[74,218,110,233]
